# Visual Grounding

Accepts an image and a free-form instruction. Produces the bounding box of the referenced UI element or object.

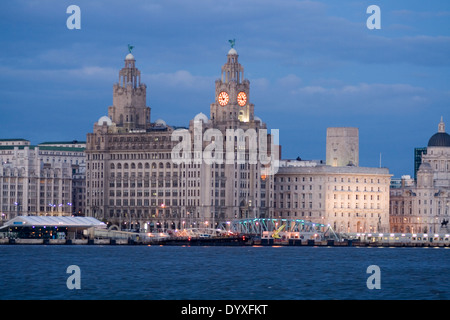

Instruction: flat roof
[39,146,86,152]
[39,141,86,145]
[1,216,106,229]
[0,139,29,142]
[0,145,85,152]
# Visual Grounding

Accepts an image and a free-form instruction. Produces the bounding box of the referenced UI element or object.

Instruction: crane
[271,224,285,239]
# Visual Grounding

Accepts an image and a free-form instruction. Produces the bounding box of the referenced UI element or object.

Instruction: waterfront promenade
[1,236,449,247]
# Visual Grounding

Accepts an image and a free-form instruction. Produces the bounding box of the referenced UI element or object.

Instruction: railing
[344,232,450,245]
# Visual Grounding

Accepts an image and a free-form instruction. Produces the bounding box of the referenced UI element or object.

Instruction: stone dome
[97,116,112,126]
[125,53,135,60]
[194,112,208,123]
[418,162,432,171]
[428,132,450,147]
[228,48,237,55]
[155,119,166,126]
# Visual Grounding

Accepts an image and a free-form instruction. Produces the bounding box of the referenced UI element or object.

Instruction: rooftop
[1,216,106,229]
[38,140,86,145]
[278,161,391,176]
[0,138,29,142]
[0,145,85,152]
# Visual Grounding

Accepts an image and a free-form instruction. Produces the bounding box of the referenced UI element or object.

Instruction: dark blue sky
[0,0,449,178]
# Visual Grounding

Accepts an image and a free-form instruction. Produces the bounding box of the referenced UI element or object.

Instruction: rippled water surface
[0,245,448,300]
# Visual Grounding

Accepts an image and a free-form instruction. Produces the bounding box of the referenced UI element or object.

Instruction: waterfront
[0,245,448,300]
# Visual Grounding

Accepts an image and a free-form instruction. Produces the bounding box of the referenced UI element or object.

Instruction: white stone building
[275,134,391,234]
[0,139,30,147]
[390,117,450,234]
[0,146,72,221]
[0,140,86,218]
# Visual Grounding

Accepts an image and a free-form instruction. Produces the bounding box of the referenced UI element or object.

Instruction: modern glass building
[414,147,427,180]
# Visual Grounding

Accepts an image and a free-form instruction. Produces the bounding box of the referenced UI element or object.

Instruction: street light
[14,201,20,217]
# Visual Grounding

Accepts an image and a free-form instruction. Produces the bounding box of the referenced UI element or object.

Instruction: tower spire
[222,41,242,83]
[438,116,445,133]
[107,50,151,131]
[210,45,253,123]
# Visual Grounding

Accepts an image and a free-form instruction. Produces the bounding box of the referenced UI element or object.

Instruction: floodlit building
[274,127,391,234]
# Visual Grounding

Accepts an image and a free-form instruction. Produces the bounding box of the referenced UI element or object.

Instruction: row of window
[333,203,381,209]
[276,176,388,184]
[336,194,382,201]
[275,184,316,191]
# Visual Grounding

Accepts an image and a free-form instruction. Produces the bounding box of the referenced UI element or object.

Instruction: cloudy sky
[0,0,449,178]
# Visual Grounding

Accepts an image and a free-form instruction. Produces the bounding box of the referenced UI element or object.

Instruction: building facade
[37,141,86,167]
[390,117,450,234]
[414,147,427,181]
[85,48,278,231]
[0,146,73,222]
[0,140,86,218]
[0,139,30,147]
[326,127,359,167]
[72,164,86,216]
[274,127,391,234]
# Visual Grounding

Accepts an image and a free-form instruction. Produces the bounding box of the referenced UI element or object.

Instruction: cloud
[0,0,448,179]
[68,66,116,79]
[290,82,429,114]
[145,70,214,90]
[295,86,327,94]
[391,9,450,19]
[0,65,116,84]
[276,74,302,88]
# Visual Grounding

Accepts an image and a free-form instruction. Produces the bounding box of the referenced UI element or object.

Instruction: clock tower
[210,45,254,124]
[198,43,275,224]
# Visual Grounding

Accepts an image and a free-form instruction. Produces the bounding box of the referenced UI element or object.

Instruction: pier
[1,235,449,247]
[1,216,449,247]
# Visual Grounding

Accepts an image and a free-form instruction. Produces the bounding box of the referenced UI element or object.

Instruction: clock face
[218,91,229,106]
[237,91,247,106]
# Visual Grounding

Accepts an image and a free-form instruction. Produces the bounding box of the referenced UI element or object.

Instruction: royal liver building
[86,47,278,230]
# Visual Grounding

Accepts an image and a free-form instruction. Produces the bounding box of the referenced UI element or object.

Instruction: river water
[0,245,448,300]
